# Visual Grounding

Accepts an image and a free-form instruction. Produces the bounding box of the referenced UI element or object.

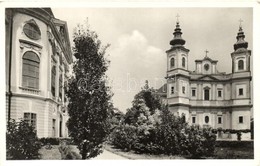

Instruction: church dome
[170,21,186,47]
[234,26,248,51]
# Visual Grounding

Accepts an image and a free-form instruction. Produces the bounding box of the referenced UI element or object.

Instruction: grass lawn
[214,147,254,159]
[105,144,254,159]
[38,144,253,160]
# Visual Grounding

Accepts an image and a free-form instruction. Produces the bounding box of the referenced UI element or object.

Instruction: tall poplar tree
[66,22,112,159]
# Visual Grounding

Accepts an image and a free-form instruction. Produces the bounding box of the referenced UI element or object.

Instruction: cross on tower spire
[239,19,243,28]
[176,14,180,23]
[205,49,209,57]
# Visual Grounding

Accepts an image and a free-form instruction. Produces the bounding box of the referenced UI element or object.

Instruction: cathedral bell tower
[230,20,252,131]
[166,15,190,119]
[231,21,251,73]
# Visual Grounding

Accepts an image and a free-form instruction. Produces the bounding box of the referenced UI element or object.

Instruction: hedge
[39,137,74,145]
[212,128,251,134]
[215,140,253,148]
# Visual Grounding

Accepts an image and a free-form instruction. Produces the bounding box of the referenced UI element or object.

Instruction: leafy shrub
[152,110,187,155]
[58,141,81,159]
[110,124,138,151]
[181,126,216,158]
[6,119,41,160]
[110,109,217,159]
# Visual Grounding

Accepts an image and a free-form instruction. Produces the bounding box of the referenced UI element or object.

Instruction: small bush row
[216,140,253,148]
[39,137,74,145]
[212,128,251,134]
[39,137,60,145]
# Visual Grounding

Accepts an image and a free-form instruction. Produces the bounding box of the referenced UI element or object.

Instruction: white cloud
[107,30,166,112]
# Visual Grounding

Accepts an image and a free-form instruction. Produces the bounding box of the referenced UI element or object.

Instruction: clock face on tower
[204,64,209,71]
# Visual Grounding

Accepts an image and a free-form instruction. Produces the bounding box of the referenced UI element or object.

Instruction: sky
[52,8,253,113]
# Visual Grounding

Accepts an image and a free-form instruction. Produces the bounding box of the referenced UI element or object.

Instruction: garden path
[92,149,128,160]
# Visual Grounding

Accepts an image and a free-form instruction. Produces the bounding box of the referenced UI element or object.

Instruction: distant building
[157,19,252,139]
[5,8,73,138]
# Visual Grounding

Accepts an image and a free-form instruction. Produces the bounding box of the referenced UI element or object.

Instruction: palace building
[5,8,73,138]
[157,19,253,139]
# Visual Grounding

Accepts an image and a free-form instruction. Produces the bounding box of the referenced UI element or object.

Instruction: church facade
[5,8,73,138]
[157,19,252,139]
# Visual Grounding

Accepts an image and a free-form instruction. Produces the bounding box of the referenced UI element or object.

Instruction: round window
[23,22,41,40]
[205,116,209,123]
[204,64,209,71]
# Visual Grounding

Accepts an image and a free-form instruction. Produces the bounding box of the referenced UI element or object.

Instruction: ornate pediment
[197,75,219,81]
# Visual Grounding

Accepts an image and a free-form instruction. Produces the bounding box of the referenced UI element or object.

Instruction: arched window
[22,51,40,89]
[182,57,185,67]
[205,116,209,124]
[170,58,175,68]
[238,60,244,70]
[23,20,41,40]
[59,74,63,99]
[51,66,56,97]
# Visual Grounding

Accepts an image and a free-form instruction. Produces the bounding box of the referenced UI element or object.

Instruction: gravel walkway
[92,149,128,160]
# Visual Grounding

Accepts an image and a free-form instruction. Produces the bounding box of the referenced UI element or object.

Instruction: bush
[182,126,216,158]
[109,109,217,159]
[39,137,60,145]
[58,141,81,159]
[6,119,41,160]
[215,140,253,148]
[110,124,138,151]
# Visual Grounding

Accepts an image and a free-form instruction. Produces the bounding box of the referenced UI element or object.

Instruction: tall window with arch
[238,59,244,70]
[182,57,185,67]
[22,51,40,89]
[170,57,175,68]
[51,66,56,97]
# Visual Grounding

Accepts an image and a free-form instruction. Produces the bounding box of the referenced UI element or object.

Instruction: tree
[66,22,112,159]
[124,81,161,125]
[107,107,124,132]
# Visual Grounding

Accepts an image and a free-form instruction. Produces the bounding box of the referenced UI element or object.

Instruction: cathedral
[157,18,253,140]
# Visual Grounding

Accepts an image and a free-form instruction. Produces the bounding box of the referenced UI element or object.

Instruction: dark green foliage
[39,137,60,145]
[153,109,187,155]
[182,126,216,158]
[124,85,161,125]
[110,124,138,151]
[39,137,74,145]
[66,22,112,159]
[110,82,216,158]
[107,107,124,132]
[58,141,81,159]
[212,128,251,134]
[110,108,217,158]
[6,119,41,160]
[215,140,253,148]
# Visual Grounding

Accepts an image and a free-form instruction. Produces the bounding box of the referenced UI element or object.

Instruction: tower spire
[205,49,209,57]
[239,18,243,28]
[233,19,248,51]
[176,13,180,24]
[170,14,186,47]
